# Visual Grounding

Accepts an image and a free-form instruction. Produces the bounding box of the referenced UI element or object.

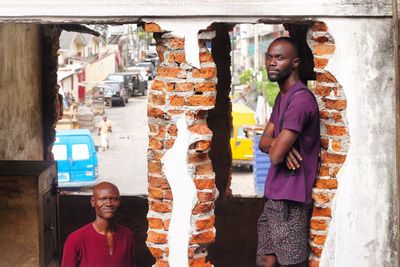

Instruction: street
[95,95,149,196]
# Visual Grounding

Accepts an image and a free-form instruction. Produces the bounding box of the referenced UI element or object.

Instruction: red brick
[148,161,162,173]
[319,110,330,120]
[175,82,195,92]
[310,219,328,231]
[332,112,343,122]
[194,140,212,152]
[156,126,166,139]
[312,192,332,205]
[320,138,329,149]
[190,256,212,267]
[175,52,186,63]
[149,93,166,105]
[315,179,338,190]
[148,218,164,229]
[312,207,332,218]
[199,52,214,63]
[196,82,216,92]
[189,124,212,135]
[148,107,164,118]
[170,38,184,49]
[330,98,347,112]
[166,82,175,91]
[326,124,347,136]
[196,163,214,175]
[311,35,329,43]
[190,231,215,244]
[311,234,327,246]
[152,80,166,91]
[192,67,216,79]
[149,123,158,134]
[168,53,174,63]
[165,138,175,149]
[170,95,185,106]
[309,259,320,267]
[149,137,164,150]
[167,110,184,116]
[321,152,346,164]
[312,21,328,32]
[189,153,209,163]
[150,201,172,213]
[316,72,337,83]
[319,165,330,176]
[156,45,166,63]
[313,44,335,56]
[197,191,215,202]
[314,57,329,69]
[196,216,215,231]
[331,140,342,151]
[157,67,182,78]
[149,187,164,199]
[155,260,169,267]
[311,246,323,257]
[194,179,215,190]
[148,176,170,189]
[144,22,162,32]
[315,85,331,97]
[164,189,173,200]
[148,246,164,258]
[192,202,214,215]
[147,231,168,244]
[187,95,216,106]
[164,219,170,231]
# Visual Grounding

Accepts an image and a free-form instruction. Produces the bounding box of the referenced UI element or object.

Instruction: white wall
[319,18,397,266]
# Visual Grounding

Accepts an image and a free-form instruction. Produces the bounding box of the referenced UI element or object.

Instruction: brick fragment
[167,125,177,136]
[315,85,331,97]
[194,140,212,152]
[190,256,212,267]
[166,82,175,91]
[187,95,216,106]
[311,234,327,246]
[189,153,209,163]
[196,82,216,92]
[196,216,215,231]
[175,82,195,92]
[149,187,164,199]
[148,217,164,229]
[315,179,338,190]
[165,138,176,149]
[320,138,329,150]
[314,57,329,69]
[190,231,215,244]
[192,67,216,79]
[189,124,212,135]
[164,189,173,200]
[147,231,168,244]
[152,80,166,91]
[326,124,347,136]
[332,112,343,122]
[325,99,347,110]
[321,152,346,164]
[155,260,169,267]
[309,259,320,267]
[192,202,214,214]
[197,191,215,202]
[319,165,330,176]
[148,246,164,258]
[312,207,332,218]
[148,161,162,173]
[149,137,164,150]
[311,35,329,43]
[313,44,335,56]
[311,246,323,257]
[199,52,214,63]
[148,107,164,118]
[144,22,162,32]
[194,179,215,190]
[331,140,342,151]
[170,38,184,49]
[150,201,172,213]
[316,72,337,83]
[175,52,186,63]
[149,93,166,105]
[312,192,332,205]
[157,67,182,78]
[164,219,170,231]
[148,176,170,189]
[310,219,328,231]
[170,95,185,106]
[196,163,214,175]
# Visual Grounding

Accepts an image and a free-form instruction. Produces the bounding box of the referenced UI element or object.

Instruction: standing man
[99,115,112,151]
[62,182,136,267]
[257,37,320,267]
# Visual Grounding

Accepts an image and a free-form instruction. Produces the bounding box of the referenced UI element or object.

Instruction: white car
[126,66,149,81]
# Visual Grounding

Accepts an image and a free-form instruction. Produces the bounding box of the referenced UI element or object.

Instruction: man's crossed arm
[258,122,302,169]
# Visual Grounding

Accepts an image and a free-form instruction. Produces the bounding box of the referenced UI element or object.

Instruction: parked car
[126,66,149,81]
[136,62,156,80]
[99,80,128,107]
[52,129,98,188]
[105,72,147,96]
[129,72,148,96]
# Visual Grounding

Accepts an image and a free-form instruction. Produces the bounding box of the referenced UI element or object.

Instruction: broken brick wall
[145,23,218,266]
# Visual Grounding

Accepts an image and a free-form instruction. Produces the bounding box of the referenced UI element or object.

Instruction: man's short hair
[270,37,300,58]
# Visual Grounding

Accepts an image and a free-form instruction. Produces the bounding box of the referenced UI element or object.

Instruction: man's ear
[91,197,95,207]
[293,57,300,69]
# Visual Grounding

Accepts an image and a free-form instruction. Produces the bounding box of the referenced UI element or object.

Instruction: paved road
[95,95,149,196]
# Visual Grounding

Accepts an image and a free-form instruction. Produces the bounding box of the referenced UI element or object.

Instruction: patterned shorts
[257,199,312,265]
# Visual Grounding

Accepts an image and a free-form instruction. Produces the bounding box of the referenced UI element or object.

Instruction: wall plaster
[319,18,397,266]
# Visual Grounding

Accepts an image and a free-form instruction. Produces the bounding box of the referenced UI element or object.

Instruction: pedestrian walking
[99,115,112,151]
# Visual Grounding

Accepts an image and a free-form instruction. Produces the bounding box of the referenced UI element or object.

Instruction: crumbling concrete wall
[0,24,44,160]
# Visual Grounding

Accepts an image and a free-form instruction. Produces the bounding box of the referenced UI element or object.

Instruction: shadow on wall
[59,195,264,267]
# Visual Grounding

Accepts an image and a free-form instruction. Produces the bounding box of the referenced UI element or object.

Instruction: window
[72,144,90,160]
[52,144,67,160]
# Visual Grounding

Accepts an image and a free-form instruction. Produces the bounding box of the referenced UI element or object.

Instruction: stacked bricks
[307,21,349,266]
[145,23,217,267]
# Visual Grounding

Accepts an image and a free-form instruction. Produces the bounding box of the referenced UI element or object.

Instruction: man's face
[266,41,299,82]
[91,185,120,220]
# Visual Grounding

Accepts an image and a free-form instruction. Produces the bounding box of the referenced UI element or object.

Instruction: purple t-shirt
[265,80,320,204]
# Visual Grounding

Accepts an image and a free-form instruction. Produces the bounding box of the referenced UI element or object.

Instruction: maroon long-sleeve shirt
[62,223,135,267]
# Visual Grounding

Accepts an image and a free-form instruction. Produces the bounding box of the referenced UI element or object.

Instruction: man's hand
[285,147,302,170]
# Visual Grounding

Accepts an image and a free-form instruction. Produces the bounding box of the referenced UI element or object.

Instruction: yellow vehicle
[230,103,258,168]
